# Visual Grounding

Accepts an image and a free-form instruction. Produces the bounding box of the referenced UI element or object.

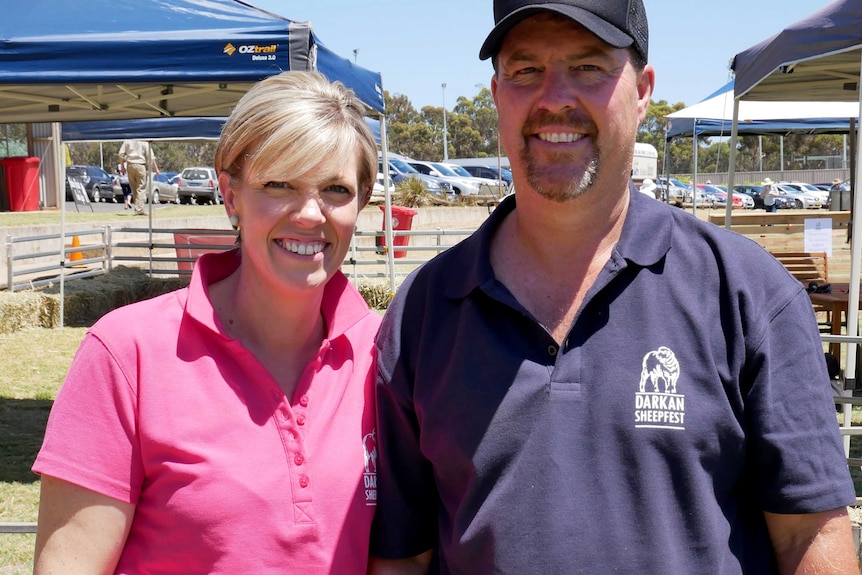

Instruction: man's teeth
[537,133,583,143]
[276,239,325,255]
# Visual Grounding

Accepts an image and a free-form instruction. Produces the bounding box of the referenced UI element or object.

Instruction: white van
[631,143,658,182]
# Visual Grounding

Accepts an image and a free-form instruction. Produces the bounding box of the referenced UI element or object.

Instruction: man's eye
[514,66,539,76]
[263,181,291,189]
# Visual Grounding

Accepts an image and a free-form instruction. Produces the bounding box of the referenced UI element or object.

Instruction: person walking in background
[33,71,381,575]
[761,176,779,212]
[118,139,159,215]
[116,162,132,209]
[369,1,859,574]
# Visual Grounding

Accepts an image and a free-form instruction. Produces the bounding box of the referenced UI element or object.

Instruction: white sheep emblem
[638,346,680,394]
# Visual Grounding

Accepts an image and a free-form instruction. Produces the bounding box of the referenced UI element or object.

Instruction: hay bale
[357,281,394,310]
[37,266,189,327]
[0,267,389,333]
[0,291,59,334]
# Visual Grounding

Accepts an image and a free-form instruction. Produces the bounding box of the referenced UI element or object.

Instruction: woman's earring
[229,214,239,228]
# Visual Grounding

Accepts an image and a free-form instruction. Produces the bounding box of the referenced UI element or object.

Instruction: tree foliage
[385,86,500,161]
[1,83,849,178]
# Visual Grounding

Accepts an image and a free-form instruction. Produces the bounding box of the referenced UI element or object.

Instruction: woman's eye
[263,181,291,190]
[324,185,353,197]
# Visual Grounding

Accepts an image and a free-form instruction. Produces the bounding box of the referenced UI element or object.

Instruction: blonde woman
[33,71,380,574]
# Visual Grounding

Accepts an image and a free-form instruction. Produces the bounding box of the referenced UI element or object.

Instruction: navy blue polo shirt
[372,190,855,574]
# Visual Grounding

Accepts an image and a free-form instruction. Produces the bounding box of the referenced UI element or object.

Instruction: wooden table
[808,283,862,357]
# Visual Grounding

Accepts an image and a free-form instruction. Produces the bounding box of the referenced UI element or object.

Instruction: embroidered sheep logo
[638,347,680,394]
[363,430,377,474]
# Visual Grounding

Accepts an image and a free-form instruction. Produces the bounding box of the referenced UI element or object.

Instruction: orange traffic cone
[70,235,83,263]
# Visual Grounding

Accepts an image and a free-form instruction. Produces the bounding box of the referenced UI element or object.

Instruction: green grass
[0,203,226,228]
[0,327,87,573]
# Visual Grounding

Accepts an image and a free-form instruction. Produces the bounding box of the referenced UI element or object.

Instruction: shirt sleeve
[32,331,143,504]
[370,309,440,559]
[745,287,856,513]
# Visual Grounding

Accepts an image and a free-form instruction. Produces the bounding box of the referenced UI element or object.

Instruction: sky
[250,0,827,112]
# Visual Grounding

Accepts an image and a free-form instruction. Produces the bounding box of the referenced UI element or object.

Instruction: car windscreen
[390,160,418,174]
[182,169,211,180]
[431,163,458,176]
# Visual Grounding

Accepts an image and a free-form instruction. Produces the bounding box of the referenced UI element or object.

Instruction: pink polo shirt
[33,250,381,574]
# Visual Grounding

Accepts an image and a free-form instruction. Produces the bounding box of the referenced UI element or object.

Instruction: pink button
[294,453,304,465]
[299,395,309,407]
[297,414,306,426]
[299,475,309,488]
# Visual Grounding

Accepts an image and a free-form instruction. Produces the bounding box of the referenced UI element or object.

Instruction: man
[761,177,778,212]
[118,139,159,215]
[370,1,859,574]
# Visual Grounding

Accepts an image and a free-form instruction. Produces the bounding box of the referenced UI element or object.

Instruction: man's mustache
[522,110,596,137]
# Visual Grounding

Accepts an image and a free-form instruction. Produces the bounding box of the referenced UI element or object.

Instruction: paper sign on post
[804,218,832,256]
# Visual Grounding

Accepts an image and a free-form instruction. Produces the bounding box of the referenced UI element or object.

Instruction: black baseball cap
[479,0,649,62]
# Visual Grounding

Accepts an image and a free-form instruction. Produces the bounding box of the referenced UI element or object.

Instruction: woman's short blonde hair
[214,70,378,207]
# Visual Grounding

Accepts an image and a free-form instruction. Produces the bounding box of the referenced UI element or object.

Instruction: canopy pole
[54,123,65,328]
[691,126,698,218]
[725,99,740,230]
[661,124,670,204]
[841,51,862,448]
[379,116,396,296]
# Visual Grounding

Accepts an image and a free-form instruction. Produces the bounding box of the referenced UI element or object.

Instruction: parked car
[456,164,513,186]
[380,158,454,201]
[442,162,509,196]
[65,165,115,202]
[149,173,178,204]
[774,183,822,209]
[656,177,688,206]
[176,167,221,204]
[407,160,482,196]
[695,184,728,207]
[705,184,754,209]
[169,173,181,195]
[779,181,830,208]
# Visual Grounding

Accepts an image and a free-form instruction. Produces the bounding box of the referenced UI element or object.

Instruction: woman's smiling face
[222,151,360,295]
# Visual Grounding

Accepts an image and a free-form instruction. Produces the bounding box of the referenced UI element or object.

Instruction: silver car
[407,160,482,196]
[779,181,830,208]
[774,184,822,209]
[177,167,221,205]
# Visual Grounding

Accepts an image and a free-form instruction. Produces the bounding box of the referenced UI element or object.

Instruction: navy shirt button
[548,345,558,356]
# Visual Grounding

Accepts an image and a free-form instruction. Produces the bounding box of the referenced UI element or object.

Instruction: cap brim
[480,4,634,60]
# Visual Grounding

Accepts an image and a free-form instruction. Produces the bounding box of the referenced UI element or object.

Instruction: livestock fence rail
[4,225,478,292]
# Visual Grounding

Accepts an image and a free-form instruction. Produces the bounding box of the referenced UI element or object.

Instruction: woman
[32,71,380,574]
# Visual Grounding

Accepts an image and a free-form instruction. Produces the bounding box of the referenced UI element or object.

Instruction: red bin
[2,156,40,212]
[377,205,418,258]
